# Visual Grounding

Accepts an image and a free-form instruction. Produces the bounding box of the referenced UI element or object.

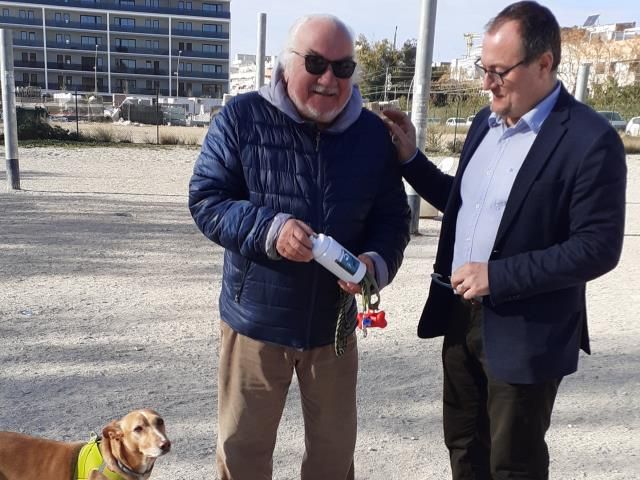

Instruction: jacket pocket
[234,259,252,303]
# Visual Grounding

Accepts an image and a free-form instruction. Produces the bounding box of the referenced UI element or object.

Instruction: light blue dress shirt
[452,82,561,274]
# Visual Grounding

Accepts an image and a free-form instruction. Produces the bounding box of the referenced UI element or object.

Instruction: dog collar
[75,435,127,480]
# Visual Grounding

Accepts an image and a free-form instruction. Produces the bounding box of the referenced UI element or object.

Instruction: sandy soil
[0,146,638,479]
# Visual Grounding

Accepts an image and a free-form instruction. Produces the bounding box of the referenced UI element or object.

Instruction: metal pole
[75,87,79,137]
[175,50,181,98]
[94,44,98,94]
[575,63,591,103]
[1,29,19,190]
[408,0,438,232]
[156,88,159,145]
[255,13,266,90]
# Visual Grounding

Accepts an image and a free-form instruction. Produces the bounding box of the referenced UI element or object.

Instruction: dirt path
[1,146,638,479]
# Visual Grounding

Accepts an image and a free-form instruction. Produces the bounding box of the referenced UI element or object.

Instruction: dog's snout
[160,439,171,453]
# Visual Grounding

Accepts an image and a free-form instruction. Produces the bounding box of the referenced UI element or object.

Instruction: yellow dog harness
[75,435,126,480]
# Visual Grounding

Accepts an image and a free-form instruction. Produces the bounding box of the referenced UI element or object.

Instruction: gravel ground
[0,146,638,479]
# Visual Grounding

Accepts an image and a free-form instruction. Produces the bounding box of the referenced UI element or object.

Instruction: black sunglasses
[291,51,357,79]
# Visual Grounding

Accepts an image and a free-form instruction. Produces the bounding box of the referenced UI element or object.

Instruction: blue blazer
[402,85,627,383]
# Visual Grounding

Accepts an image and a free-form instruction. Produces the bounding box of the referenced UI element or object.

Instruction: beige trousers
[216,322,358,480]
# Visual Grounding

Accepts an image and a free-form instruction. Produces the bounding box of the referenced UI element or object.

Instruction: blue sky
[229,0,640,62]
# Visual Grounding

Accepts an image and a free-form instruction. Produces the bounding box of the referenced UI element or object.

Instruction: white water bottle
[311,234,366,284]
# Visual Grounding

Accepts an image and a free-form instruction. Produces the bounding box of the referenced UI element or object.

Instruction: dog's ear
[100,421,123,468]
[102,420,123,441]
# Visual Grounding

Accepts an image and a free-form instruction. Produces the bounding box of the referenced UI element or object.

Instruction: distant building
[0,0,231,99]
[449,16,640,92]
[229,53,275,94]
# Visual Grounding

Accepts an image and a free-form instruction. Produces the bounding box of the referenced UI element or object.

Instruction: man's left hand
[451,262,490,300]
[338,254,374,295]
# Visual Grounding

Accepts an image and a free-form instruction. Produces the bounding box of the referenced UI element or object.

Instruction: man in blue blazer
[384,2,627,479]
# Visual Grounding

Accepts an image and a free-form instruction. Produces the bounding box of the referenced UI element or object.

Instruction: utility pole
[175,50,182,98]
[1,29,19,190]
[255,13,266,90]
[408,0,438,233]
[383,25,397,102]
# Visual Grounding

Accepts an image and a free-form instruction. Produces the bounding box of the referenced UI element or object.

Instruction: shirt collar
[487,81,561,133]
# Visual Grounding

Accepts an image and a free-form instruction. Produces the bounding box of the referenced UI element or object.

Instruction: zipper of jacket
[305,129,323,345]
[234,259,251,303]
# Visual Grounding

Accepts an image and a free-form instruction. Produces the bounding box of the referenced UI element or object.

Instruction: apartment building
[0,0,230,98]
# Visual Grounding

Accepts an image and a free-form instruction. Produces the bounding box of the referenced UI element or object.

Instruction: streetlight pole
[175,50,182,98]
[94,44,98,94]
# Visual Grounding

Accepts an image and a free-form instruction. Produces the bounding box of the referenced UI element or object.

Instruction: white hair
[278,14,356,71]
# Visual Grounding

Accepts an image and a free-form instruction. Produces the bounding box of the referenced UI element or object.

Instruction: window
[23,73,29,84]
[21,31,28,40]
[203,64,218,73]
[115,38,136,49]
[144,19,159,29]
[202,24,221,33]
[119,0,135,6]
[144,0,159,6]
[81,36,101,46]
[144,39,159,49]
[28,32,36,41]
[203,44,223,53]
[114,17,135,28]
[80,15,102,24]
[31,73,38,84]
[56,34,71,44]
[203,3,222,12]
[202,83,221,97]
[19,9,26,18]
[66,76,72,86]
[2,9,9,17]
[117,58,136,69]
[185,22,192,31]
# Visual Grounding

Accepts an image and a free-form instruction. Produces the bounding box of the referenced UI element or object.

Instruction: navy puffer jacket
[189,91,410,349]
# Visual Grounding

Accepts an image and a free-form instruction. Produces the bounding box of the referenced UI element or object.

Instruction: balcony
[15,60,46,69]
[47,83,110,94]
[172,29,228,40]
[178,70,226,80]
[46,42,108,53]
[14,0,231,20]
[112,65,169,76]
[112,45,170,56]
[110,24,170,35]
[14,39,45,48]
[47,62,107,73]
[173,49,228,60]
[0,15,42,27]
[45,19,107,31]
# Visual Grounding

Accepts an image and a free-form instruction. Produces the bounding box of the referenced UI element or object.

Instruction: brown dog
[0,408,170,480]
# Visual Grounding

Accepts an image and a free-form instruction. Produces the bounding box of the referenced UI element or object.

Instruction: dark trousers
[442,300,561,480]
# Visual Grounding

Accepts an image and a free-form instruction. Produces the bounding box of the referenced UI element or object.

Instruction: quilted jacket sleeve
[360,134,412,285]
[188,101,277,260]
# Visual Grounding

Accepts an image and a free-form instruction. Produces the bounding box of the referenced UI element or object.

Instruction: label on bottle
[334,249,360,276]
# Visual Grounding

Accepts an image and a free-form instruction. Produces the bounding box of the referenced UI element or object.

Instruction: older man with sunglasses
[189,14,410,480]
[384,2,626,479]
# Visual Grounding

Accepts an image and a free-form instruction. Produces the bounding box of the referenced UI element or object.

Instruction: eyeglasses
[474,58,527,86]
[291,51,357,79]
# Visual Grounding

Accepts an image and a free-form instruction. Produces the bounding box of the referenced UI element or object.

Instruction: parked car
[445,117,466,127]
[625,116,640,137]
[597,111,626,131]
[465,115,476,125]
